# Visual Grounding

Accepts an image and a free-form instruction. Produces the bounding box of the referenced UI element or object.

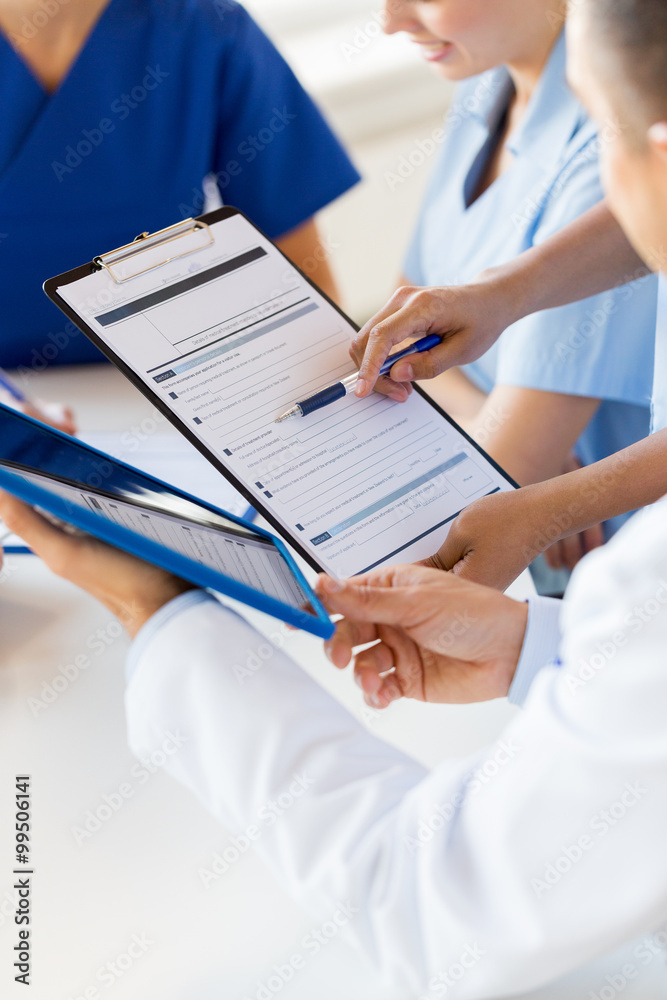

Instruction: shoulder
[555,118,600,186]
[144,0,256,40]
[527,116,603,241]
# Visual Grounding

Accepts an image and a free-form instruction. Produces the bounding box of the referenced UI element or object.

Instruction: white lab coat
[124,499,667,998]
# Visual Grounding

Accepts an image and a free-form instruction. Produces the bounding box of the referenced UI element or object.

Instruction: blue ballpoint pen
[0,367,27,403]
[275,333,442,422]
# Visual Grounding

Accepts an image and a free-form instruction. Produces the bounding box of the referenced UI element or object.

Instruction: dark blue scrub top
[0,0,360,367]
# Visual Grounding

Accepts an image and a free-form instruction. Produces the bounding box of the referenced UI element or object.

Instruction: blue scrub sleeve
[212,9,360,240]
[403,212,428,287]
[495,142,657,405]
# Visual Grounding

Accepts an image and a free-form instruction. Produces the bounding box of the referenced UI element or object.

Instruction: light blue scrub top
[405,33,657,536]
[653,275,667,433]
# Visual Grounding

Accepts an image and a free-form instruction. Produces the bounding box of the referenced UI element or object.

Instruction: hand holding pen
[0,368,77,435]
[276,334,441,422]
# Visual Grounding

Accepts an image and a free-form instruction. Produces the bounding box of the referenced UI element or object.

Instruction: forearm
[354,203,650,392]
[518,429,667,549]
[419,368,488,426]
[276,219,340,303]
[466,387,600,487]
[481,202,648,326]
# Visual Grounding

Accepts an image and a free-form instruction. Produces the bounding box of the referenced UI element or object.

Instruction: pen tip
[275,406,300,423]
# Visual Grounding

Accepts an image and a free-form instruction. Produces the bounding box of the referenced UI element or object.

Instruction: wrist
[110,579,196,639]
[529,461,613,547]
[510,473,591,562]
[474,259,533,330]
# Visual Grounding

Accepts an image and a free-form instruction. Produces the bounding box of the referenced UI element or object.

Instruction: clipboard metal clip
[93,218,214,284]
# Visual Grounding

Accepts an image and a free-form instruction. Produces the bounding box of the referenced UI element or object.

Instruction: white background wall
[244,0,454,321]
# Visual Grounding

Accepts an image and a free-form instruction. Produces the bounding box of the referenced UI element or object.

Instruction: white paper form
[4,465,308,609]
[57,212,514,577]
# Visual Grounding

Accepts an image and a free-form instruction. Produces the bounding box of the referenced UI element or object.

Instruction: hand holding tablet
[0,404,333,638]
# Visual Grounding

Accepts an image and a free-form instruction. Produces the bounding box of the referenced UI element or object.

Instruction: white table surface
[1,365,664,1000]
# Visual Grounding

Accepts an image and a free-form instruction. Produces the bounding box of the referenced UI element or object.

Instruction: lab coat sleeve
[507,595,562,705]
[124,505,667,998]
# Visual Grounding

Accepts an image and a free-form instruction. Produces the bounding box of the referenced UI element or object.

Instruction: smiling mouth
[413,39,456,62]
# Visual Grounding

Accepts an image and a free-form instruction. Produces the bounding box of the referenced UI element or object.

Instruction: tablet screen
[52,209,516,577]
[0,406,310,612]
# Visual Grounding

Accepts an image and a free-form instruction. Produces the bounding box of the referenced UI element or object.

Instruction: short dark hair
[586,0,667,130]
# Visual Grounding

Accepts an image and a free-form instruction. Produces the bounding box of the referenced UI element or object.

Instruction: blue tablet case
[0,404,333,639]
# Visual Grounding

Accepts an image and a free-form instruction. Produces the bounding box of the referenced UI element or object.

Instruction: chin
[429,59,474,83]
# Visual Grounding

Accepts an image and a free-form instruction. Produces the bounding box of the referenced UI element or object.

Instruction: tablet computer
[44,207,517,578]
[0,404,333,639]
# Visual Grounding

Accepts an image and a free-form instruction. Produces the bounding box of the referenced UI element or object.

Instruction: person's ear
[647,122,667,161]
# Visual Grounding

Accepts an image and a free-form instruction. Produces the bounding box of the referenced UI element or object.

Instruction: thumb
[417,551,448,572]
[314,573,410,625]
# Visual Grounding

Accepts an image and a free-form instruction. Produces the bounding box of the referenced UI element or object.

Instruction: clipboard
[0,403,334,639]
[44,207,518,579]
